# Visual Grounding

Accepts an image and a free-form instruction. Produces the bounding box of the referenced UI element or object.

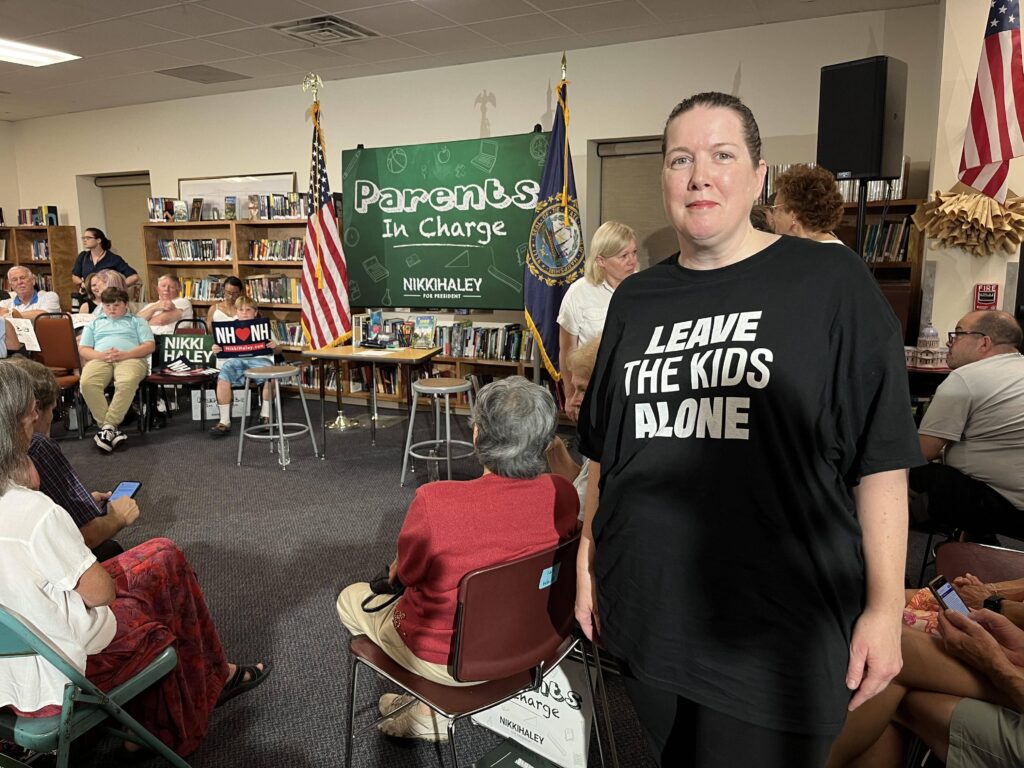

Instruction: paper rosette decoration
[912,182,1024,257]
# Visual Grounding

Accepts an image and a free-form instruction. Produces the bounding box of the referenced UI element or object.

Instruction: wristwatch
[983,595,1005,614]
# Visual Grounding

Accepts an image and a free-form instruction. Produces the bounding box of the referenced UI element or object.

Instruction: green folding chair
[0,605,190,768]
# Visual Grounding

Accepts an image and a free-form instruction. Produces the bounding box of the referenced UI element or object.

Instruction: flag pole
[302,72,360,433]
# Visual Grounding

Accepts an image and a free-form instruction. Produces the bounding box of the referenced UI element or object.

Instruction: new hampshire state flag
[524,76,584,381]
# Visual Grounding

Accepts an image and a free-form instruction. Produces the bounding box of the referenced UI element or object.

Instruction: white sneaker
[377,694,448,742]
[94,428,114,452]
[110,430,127,449]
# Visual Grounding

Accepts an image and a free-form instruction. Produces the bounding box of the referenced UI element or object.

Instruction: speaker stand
[854,178,868,256]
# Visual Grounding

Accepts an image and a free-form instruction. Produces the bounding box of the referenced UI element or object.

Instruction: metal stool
[237,365,318,469]
[401,377,474,486]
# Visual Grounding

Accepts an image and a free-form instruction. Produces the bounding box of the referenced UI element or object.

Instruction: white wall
[927,0,1021,334]
[9,7,939,242]
[0,121,17,225]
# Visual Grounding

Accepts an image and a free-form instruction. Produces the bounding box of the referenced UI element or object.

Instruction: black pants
[622,674,837,768]
[90,538,124,562]
[909,463,1022,538]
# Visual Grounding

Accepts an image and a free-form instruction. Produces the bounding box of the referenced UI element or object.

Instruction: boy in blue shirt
[79,287,156,452]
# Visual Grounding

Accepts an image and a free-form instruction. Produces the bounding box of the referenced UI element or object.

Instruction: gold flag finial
[561,52,566,80]
[302,72,323,101]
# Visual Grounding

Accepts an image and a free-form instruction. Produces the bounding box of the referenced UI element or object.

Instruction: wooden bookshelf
[836,199,924,344]
[0,225,78,309]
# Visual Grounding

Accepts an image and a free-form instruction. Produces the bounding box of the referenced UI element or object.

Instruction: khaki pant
[80,358,148,428]
[336,582,479,687]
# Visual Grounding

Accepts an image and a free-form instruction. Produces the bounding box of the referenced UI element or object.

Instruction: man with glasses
[910,310,1024,539]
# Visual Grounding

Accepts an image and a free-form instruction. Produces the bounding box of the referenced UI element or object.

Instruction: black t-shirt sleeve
[832,258,925,484]
[71,251,86,278]
[112,254,138,277]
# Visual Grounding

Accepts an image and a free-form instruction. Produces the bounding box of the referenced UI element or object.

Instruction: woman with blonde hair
[557,220,637,399]
[84,269,129,315]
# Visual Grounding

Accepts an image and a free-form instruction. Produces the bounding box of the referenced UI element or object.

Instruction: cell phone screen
[109,481,141,502]
[932,578,971,617]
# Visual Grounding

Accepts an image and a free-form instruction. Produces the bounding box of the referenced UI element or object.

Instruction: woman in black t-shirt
[575,93,922,767]
[71,228,138,309]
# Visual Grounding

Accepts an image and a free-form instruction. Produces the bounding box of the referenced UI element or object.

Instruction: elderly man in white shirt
[136,274,193,335]
[1,265,62,354]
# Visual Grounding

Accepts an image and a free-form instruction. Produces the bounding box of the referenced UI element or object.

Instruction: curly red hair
[774,164,844,233]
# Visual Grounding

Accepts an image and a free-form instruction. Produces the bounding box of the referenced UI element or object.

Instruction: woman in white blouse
[557,221,637,401]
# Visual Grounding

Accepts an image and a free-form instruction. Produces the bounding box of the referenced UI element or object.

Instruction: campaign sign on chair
[472,660,594,768]
[157,333,215,369]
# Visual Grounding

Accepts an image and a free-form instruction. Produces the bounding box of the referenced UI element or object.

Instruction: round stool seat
[244,365,299,379]
[412,377,472,394]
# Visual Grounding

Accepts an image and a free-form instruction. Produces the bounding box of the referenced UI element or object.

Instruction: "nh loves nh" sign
[212,318,272,358]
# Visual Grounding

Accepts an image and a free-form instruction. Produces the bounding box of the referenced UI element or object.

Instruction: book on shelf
[0,240,6,260]
[241,193,307,221]
[861,216,912,264]
[30,240,50,261]
[760,155,911,205]
[189,198,204,222]
[412,315,435,348]
[181,274,232,302]
[42,205,59,226]
[271,319,304,345]
[173,200,188,222]
[224,196,237,221]
[157,238,231,261]
[247,237,305,261]
[243,273,302,304]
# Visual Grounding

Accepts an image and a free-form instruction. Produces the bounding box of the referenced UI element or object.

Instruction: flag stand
[327,413,360,430]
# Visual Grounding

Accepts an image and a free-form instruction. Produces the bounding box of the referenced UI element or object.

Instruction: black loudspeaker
[816,56,907,180]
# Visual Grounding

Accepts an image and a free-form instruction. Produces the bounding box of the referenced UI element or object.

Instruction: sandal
[216,661,272,707]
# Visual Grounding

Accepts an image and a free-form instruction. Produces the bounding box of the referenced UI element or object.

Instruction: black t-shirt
[577,236,923,736]
[72,250,137,282]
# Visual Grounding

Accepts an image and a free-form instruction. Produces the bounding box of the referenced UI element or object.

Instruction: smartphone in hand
[929,575,972,617]
[108,481,141,503]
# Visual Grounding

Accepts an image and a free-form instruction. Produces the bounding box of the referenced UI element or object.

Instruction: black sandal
[216,661,272,707]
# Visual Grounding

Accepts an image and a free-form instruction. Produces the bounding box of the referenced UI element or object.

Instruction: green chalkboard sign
[342,132,550,309]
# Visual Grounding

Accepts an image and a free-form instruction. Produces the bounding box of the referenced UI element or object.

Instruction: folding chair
[0,605,190,768]
[31,313,85,439]
[345,534,610,768]
[143,319,216,431]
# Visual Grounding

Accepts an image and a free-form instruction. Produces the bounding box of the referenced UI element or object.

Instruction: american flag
[959,0,1024,202]
[301,101,351,349]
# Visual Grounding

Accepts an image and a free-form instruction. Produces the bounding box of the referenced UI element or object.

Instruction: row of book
[759,155,910,205]
[356,314,535,362]
[297,361,398,395]
[156,239,231,262]
[147,193,314,223]
[181,275,231,302]
[27,240,50,261]
[861,216,912,263]
[244,274,302,305]
[270,320,304,345]
[248,238,305,262]
[16,206,59,226]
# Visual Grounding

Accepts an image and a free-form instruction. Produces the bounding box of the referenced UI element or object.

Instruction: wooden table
[301,345,441,453]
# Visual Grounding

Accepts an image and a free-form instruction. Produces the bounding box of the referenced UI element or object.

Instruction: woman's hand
[387,554,399,586]
[211,344,222,353]
[952,573,997,609]
[575,541,600,642]
[845,607,903,711]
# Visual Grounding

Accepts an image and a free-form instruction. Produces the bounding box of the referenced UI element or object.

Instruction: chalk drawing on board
[488,258,522,293]
[454,164,466,178]
[343,149,362,181]
[382,288,392,306]
[344,227,360,247]
[470,140,499,173]
[386,148,408,174]
[349,281,362,302]
[515,243,528,266]
[445,249,471,269]
[436,145,451,165]
[405,253,421,267]
[363,256,390,283]
[530,134,549,165]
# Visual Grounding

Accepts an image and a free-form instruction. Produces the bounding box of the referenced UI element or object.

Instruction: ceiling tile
[0,0,100,40]
[639,0,757,23]
[201,28,310,54]
[27,18,188,57]
[265,46,358,70]
[299,0,407,12]
[341,2,452,35]
[467,13,573,44]
[415,0,536,25]
[214,56,306,78]
[144,38,251,63]
[394,25,494,54]
[323,37,427,61]
[504,38,584,57]
[133,5,251,36]
[57,49,196,84]
[550,0,657,34]
[522,0,616,11]
[579,21,687,47]
[198,0,329,26]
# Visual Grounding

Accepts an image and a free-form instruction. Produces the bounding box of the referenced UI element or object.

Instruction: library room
[1,0,1024,766]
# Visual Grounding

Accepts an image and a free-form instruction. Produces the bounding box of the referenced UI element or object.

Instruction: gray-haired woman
[336,375,579,742]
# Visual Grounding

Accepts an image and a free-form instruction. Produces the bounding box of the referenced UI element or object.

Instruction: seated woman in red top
[337,375,579,742]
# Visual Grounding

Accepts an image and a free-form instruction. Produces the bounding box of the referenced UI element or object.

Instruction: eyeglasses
[82,236,97,241]
[947,330,986,343]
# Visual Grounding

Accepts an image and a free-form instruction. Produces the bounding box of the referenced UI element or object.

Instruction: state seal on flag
[527,195,584,287]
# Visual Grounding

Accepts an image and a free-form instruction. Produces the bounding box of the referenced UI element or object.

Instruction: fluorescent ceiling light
[0,37,79,67]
